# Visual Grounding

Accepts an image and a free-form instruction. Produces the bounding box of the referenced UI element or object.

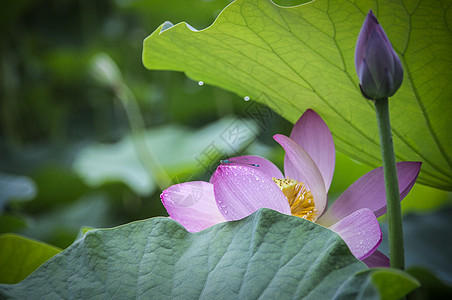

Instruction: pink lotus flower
[161,110,421,266]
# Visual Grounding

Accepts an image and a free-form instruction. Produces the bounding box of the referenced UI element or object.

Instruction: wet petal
[329,208,382,260]
[212,164,291,221]
[290,109,335,190]
[317,162,421,227]
[274,134,327,216]
[214,155,283,179]
[161,181,226,232]
[362,250,390,268]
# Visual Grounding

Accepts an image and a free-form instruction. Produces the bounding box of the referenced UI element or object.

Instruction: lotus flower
[355,10,403,100]
[161,110,421,266]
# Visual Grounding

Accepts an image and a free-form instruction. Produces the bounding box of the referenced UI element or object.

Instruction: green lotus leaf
[0,209,370,298]
[143,0,452,190]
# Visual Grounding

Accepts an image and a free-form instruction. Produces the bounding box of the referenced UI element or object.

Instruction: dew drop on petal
[244,96,250,101]
[198,81,204,86]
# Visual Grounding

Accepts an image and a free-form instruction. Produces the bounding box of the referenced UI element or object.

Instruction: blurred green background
[1,0,451,294]
[0,0,296,248]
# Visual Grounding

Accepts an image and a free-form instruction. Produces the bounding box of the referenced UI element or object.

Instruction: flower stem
[374,98,404,270]
[115,84,172,191]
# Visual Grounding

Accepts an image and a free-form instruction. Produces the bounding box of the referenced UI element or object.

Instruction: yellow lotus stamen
[273,177,317,222]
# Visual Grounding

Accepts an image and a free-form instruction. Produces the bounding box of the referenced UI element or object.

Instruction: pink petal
[328,208,382,260]
[290,109,335,190]
[274,134,327,216]
[362,250,390,268]
[212,164,291,221]
[161,181,226,232]
[209,155,284,182]
[317,162,421,227]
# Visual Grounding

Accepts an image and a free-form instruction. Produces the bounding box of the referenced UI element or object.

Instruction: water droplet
[198,81,204,86]
[244,96,250,101]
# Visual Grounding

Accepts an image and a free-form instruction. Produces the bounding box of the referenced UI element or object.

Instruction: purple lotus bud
[355,10,403,101]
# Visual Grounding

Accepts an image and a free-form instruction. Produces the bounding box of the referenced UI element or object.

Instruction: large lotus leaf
[0,209,372,298]
[0,234,61,284]
[142,0,452,190]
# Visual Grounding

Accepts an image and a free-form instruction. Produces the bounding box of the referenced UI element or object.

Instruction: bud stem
[374,98,404,270]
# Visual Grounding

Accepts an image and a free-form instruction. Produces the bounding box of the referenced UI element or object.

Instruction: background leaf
[0,234,61,284]
[142,0,452,190]
[0,173,36,211]
[0,209,370,298]
[407,267,452,299]
[73,117,259,196]
[333,269,420,300]
[370,269,420,300]
[379,206,452,285]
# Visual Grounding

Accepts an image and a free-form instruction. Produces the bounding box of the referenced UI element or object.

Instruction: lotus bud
[355,10,403,101]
